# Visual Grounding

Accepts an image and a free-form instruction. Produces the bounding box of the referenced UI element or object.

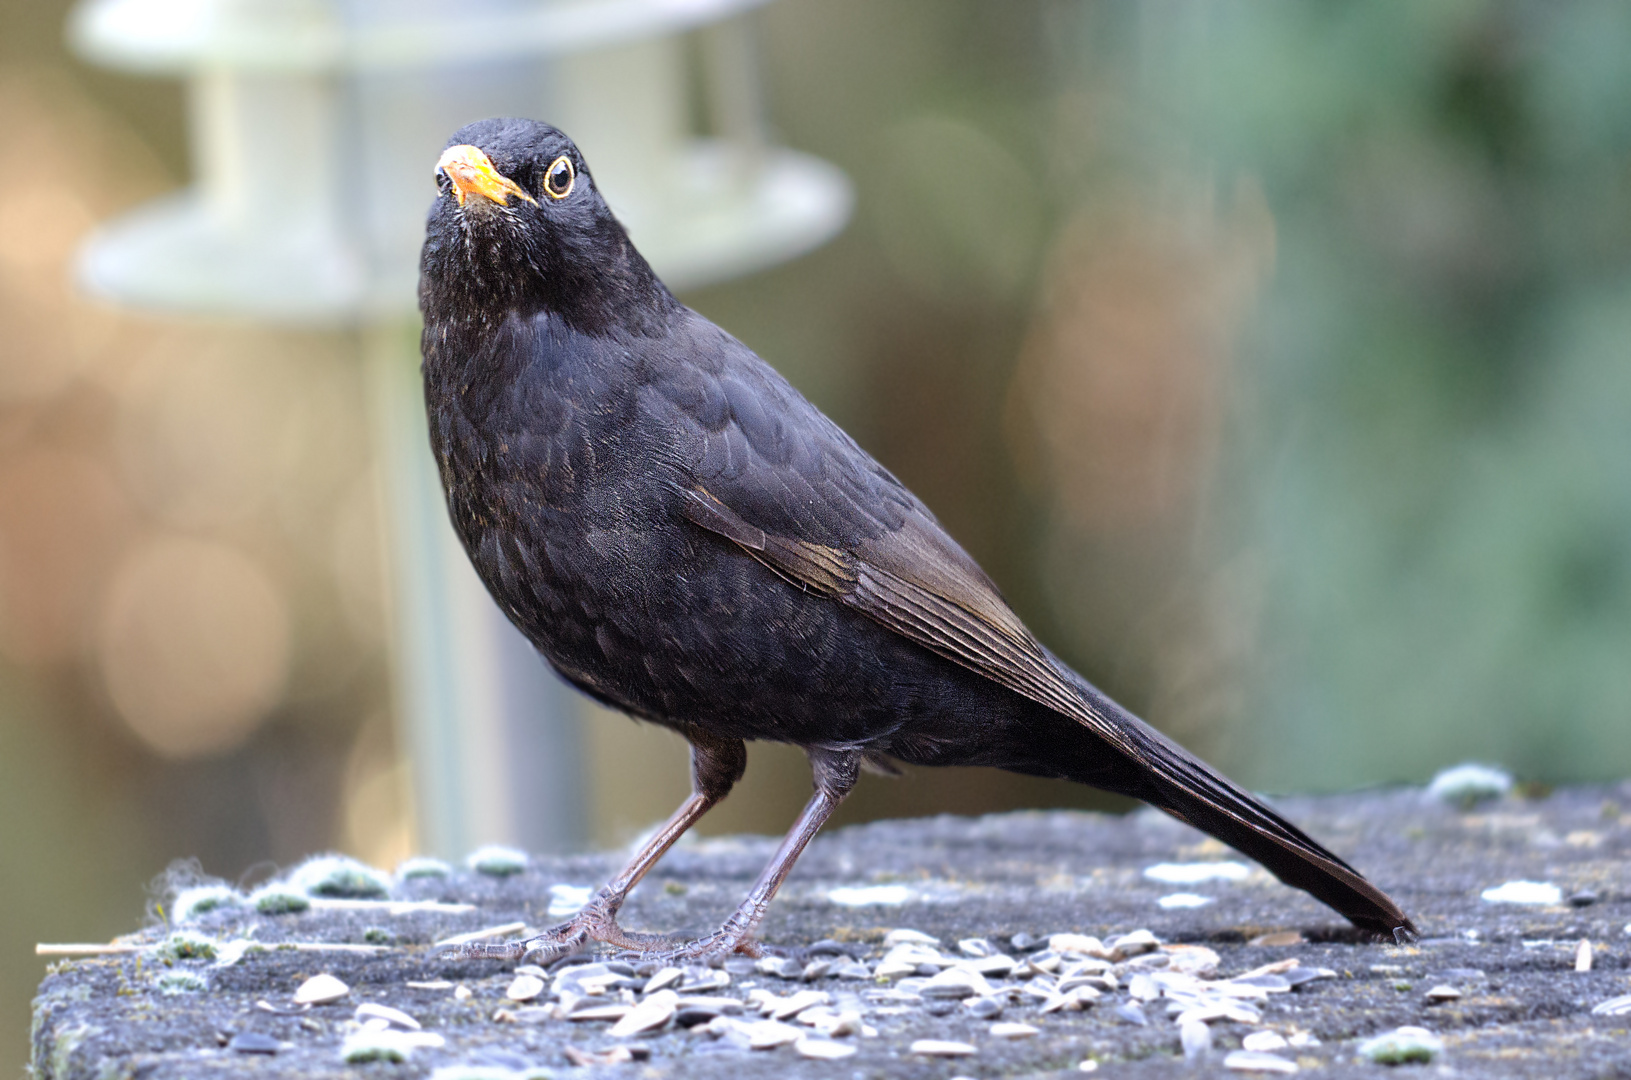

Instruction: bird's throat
[420,210,679,341]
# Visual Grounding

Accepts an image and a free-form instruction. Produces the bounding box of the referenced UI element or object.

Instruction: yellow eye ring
[544,156,575,200]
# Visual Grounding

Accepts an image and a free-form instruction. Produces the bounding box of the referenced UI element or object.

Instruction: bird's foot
[451,895,661,965]
[452,923,587,965]
[644,925,764,964]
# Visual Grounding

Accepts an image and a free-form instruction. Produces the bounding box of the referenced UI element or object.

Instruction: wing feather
[680,485,1141,757]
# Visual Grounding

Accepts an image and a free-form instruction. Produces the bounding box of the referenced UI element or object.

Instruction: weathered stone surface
[29,783,1631,1078]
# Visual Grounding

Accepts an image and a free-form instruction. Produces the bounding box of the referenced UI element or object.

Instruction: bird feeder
[68,0,852,858]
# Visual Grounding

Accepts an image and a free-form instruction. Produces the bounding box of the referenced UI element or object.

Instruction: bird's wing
[667,337,1413,938]
[660,333,1142,757]
[679,484,1141,757]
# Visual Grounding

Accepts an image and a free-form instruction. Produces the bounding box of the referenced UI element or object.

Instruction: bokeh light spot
[96,535,290,758]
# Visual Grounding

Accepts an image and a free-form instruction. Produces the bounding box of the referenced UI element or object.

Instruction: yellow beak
[436,145,537,208]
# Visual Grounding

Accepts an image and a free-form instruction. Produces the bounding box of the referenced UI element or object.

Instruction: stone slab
[29,783,1631,1078]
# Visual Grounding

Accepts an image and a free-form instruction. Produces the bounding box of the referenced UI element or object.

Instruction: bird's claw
[450,939,533,962]
[449,922,589,964]
[451,895,665,964]
[644,927,763,964]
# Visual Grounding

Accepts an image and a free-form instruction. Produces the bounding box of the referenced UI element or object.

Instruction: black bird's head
[420,117,676,335]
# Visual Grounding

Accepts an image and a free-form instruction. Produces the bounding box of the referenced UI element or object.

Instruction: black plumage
[420,118,1415,961]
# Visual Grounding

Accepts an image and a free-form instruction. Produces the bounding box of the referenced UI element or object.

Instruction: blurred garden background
[5,0,1631,1070]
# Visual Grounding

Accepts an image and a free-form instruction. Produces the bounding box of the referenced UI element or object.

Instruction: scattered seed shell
[569,1002,632,1022]
[1591,994,1631,1017]
[354,1003,419,1030]
[609,989,677,1037]
[772,989,831,1020]
[921,966,994,999]
[1181,1019,1212,1061]
[990,1022,1039,1039]
[642,966,683,994]
[964,995,1003,1019]
[1049,933,1108,957]
[748,1020,806,1049]
[564,1045,645,1066]
[795,1038,857,1060]
[1223,1050,1298,1073]
[1107,930,1161,957]
[756,956,801,979]
[1161,944,1221,976]
[910,1039,976,1057]
[504,974,545,1002]
[293,974,350,1005]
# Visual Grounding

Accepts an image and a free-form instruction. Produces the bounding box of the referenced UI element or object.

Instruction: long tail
[1048,660,1416,940]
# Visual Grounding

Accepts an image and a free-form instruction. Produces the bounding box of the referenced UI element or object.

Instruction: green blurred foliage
[1148,2,1631,787]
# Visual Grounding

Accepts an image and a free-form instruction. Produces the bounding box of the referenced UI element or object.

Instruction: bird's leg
[455,733,746,964]
[656,747,860,961]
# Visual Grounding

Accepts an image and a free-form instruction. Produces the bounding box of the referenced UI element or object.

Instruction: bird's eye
[435,168,451,191]
[544,156,575,200]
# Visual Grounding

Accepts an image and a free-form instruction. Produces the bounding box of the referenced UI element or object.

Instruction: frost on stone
[1142,862,1251,885]
[158,931,218,961]
[1356,1026,1443,1065]
[250,884,311,914]
[1479,880,1561,905]
[1426,763,1512,808]
[396,856,453,880]
[827,884,912,906]
[466,844,529,877]
[155,971,207,995]
[340,1029,442,1064]
[171,885,245,922]
[289,854,392,899]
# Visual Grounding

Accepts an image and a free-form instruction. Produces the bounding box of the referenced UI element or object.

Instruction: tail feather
[1056,665,1416,939]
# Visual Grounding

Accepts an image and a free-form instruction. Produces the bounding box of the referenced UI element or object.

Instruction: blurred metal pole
[363,320,586,857]
[69,0,852,861]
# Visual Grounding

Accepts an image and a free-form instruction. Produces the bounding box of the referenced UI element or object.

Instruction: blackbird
[420,117,1415,961]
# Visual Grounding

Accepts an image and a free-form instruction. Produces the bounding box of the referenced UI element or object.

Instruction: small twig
[37,940,394,958]
[36,944,144,957]
[435,922,528,948]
